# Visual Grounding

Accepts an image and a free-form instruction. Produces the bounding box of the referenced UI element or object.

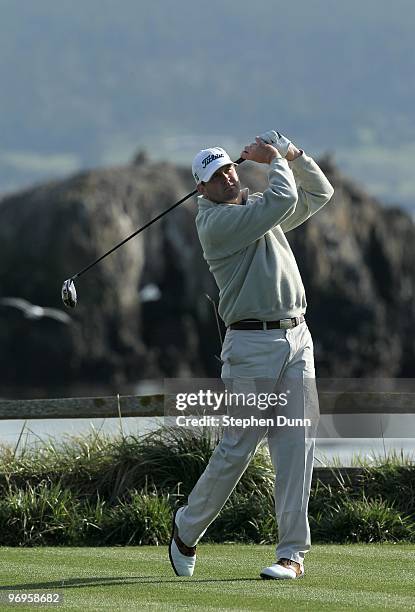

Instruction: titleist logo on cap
[202,153,224,169]
[192,147,233,184]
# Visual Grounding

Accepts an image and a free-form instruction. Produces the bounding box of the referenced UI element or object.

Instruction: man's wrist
[285,145,302,161]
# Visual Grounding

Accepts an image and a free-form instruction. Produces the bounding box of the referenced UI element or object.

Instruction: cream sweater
[195,153,334,327]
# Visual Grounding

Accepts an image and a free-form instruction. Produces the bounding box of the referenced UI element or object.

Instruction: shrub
[358,465,415,520]
[94,427,274,502]
[207,489,277,544]
[0,481,82,546]
[1,428,415,546]
[102,489,172,546]
[310,493,415,543]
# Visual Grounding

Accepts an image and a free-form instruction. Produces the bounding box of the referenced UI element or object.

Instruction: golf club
[61,156,245,308]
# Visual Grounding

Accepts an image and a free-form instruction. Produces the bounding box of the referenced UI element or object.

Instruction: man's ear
[197,183,206,196]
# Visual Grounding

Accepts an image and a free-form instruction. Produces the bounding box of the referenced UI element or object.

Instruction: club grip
[234,157,245,165]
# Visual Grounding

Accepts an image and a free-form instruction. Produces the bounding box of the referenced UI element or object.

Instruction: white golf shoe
[168,507,197,577]
[260,558,304,580]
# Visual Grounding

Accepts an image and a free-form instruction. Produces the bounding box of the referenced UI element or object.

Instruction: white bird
[139,283,162,303]
[0,297,72,324]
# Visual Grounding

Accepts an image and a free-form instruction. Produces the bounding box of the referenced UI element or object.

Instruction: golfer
[169,131,334,579]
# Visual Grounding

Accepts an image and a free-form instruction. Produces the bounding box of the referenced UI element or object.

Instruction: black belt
[229,315,305,330]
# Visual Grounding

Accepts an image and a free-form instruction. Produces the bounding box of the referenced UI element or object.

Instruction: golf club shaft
[72,157,245,281]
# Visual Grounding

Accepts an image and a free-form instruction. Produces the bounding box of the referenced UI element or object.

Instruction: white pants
[177,321,319,564]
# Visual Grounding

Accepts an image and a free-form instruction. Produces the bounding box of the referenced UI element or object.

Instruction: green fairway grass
[0,544,414,611]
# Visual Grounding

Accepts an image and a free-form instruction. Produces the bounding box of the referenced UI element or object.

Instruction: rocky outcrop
[288,156,415,377]
[0,152,414,394]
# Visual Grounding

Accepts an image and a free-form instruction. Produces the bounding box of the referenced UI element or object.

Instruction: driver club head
[61,278,77,309]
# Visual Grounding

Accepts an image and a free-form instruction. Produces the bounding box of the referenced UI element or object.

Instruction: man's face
[198,164,241,204]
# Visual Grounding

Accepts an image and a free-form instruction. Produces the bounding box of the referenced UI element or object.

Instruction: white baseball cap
[192,147,234,184]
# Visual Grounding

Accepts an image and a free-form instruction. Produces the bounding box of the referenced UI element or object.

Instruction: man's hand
[241,137,280,164]
[259,130,302,161]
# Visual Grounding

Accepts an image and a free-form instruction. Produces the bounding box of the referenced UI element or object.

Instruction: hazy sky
[1,0,414,208]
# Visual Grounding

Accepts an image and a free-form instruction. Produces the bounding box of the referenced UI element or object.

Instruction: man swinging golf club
[169,130,334,579]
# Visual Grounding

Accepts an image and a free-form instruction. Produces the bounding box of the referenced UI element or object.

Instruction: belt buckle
[279,318,293,329]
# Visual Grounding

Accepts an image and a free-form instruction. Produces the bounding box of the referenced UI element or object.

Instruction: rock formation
[0,152,413,395]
